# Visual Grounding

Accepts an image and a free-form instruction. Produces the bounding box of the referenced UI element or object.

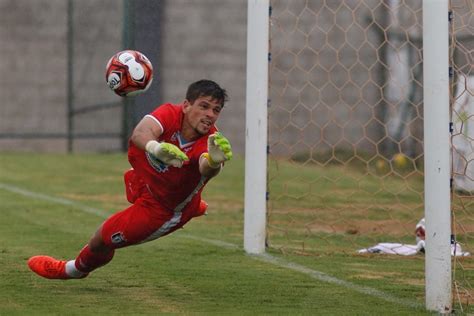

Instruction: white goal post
[423,0,452,312]
[244,0,269,254]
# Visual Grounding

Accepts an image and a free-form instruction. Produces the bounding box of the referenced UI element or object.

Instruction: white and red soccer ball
[105,50,153,97]
[415,218,425,244]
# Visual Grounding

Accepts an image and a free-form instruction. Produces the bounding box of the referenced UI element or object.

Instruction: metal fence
[0,0,162,152]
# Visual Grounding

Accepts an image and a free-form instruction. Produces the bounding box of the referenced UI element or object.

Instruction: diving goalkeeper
[27,79,233,279]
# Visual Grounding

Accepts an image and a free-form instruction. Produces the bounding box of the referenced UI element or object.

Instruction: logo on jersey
[171,132,178,142]
[146,152,169,173]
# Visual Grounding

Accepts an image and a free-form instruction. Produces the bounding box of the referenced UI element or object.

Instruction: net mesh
[268,0,473,310]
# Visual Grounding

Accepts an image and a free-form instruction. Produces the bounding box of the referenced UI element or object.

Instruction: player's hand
[146,140,189,168]
[207,132,232,167]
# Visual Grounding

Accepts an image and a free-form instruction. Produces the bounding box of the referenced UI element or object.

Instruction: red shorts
[100,169,207,249]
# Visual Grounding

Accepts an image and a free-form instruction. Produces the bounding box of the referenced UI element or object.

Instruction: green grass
[0,152,453,315]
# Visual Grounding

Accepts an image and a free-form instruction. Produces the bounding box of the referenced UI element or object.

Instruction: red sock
[74,245,115,273]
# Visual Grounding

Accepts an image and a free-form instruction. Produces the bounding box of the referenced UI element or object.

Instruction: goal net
[261,0,473,311]
[451,0,474,310]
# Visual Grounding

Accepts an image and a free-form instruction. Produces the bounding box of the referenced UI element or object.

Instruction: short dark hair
[185,79,228,106]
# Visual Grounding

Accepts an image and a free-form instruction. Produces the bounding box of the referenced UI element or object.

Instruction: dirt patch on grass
[400,277,424,286]
[324,219,416,236]
[453,287,474,308]
[208,200,243,212]
[351,270,425,287]
[114,287,184,314]
[269,208,474,238]
[351,270,403,280]
[268,218,420,237]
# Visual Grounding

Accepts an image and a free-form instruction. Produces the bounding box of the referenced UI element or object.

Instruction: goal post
[244,0,269,254]
[423,0,452,312]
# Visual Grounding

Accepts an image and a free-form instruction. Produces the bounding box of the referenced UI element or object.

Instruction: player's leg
[63,225,115,278]
[28,197,206,279]
[68,168,144,275]
[27,224,115,280]
[27,199,167,280]
[27,205,137,280]
[66,199,176,277]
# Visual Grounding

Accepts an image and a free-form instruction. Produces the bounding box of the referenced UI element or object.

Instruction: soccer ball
[105,50,153,97]
[393,153,408,168]
[415,218,425,243]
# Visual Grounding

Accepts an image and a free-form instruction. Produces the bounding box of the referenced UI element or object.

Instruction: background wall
[159,0,247,153]
[0,0,248,153]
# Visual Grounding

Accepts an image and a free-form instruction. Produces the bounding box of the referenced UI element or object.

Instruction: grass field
[0,152,447,315]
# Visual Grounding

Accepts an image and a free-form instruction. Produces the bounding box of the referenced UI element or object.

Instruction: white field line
[179,235,423,309]
[0,182,110,218]
[0,182,423,309]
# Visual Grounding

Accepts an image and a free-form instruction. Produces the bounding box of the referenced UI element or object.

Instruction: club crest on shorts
[111,232,126,244]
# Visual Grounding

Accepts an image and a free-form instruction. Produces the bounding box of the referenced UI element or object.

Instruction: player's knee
[88,229,111,253]
[89,237,111,253]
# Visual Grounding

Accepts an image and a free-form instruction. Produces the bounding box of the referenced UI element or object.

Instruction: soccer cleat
[28,255,83,280]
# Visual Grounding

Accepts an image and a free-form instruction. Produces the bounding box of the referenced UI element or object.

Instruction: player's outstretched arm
[200,132,233,177]
[131,116,163,150]
[131,116,189,168]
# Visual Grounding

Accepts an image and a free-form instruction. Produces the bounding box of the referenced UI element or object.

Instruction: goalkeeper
[27,79,233,279]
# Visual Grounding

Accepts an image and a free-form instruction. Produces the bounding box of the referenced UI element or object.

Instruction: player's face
[183,96,223,137]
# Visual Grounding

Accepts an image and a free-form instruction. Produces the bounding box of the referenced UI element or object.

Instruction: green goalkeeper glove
[206,132,233,168]
[146,140,189,168]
